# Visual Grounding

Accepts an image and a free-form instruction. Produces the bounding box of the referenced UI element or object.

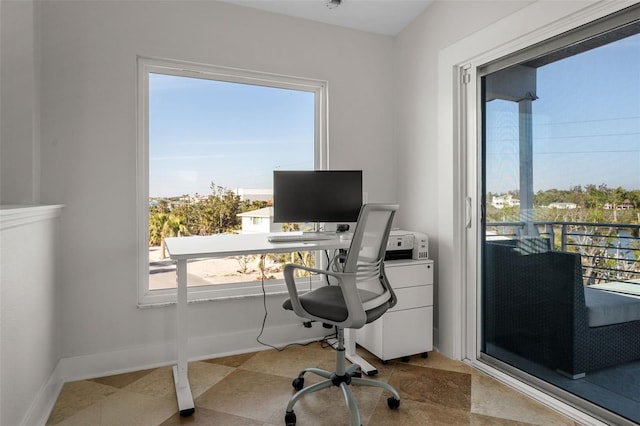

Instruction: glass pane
[482,26,640,422]
[148,73,316,289]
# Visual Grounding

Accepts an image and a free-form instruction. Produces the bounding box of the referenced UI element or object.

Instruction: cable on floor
[255,252,339,351]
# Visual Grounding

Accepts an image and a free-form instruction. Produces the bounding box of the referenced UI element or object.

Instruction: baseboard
[20,364,64,426]
[58,322,324,382]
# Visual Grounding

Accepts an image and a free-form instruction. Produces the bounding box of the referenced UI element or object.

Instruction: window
[137,57,327,305]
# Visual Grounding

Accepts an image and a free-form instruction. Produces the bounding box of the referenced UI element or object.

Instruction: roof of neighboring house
[237,206,273,218]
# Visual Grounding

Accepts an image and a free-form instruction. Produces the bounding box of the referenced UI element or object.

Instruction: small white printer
[385,230,429,260]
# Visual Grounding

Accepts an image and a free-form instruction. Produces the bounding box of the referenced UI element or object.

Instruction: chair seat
[283,286,390,325]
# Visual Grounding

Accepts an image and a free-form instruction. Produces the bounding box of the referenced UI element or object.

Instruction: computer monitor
[273,170,363,224]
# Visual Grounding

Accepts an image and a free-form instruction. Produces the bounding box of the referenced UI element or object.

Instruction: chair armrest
[283,263,367,328]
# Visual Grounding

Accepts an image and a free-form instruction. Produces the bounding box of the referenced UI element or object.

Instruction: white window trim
[136,56,328,306]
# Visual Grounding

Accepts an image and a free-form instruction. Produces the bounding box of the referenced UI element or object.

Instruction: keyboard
[267,232,333,243]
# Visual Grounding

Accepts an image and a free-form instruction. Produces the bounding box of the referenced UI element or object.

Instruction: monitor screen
[273,170,363,223]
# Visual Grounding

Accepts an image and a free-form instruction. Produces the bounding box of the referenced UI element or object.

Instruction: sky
[148,30,639,199]
[485,32,640,194]
[149,74,315,197]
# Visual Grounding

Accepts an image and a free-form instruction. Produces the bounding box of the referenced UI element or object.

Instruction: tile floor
[47,343,577,425]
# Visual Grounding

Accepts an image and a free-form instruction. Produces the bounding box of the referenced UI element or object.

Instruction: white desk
[165,232,378,416]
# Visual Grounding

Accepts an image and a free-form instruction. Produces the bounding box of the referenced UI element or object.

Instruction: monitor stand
[303,222,323,234]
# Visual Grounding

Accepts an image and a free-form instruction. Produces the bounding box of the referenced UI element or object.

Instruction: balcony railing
[486,221,640,286]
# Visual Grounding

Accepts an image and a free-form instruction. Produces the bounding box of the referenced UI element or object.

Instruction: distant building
[548,202,577,209]
[604,199,635,210]
[491,194,520,209]
[235,188,273,202]
[237,207,279,233]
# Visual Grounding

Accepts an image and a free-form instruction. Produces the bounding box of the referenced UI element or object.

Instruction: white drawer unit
[357,259,433,362]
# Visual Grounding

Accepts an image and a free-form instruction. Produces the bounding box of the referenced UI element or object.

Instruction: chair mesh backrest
[344,204,398,301]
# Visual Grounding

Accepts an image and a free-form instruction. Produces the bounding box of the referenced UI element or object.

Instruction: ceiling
[221,0,435,36]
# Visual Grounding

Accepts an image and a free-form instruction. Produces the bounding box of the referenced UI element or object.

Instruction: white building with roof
[237,207,279,233]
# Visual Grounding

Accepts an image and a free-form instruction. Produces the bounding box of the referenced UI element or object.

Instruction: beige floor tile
[46,380,118,425]
[185,361,236,398]
[98,389,177,425]
[53,389,176,426]
[203,352,257,368]
[470,412,537,425]
[239,342,337,378]
[471,374,574,425]
[195,368,293,421]
[121,361,233,402]
[369,396,470,426]
[51,402,103,426]
[160,406,263,425]
[90,368,155,388]
[123,366,177,401]
[388,363,472,411]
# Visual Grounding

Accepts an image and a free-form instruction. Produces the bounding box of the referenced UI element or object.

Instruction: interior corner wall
[0,0,40,205]
[36,1,396,368]
[393,0,533,357]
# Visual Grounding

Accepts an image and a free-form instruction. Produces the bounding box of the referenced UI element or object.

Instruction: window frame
[136,56,329,306]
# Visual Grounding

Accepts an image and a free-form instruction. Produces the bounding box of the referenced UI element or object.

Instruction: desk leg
[344,329,378,376]
[173,259,195,416]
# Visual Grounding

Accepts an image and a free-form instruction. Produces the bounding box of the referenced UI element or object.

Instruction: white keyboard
[267,232,333,243]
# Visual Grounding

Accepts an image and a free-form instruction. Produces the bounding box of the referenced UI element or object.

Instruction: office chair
[282,203,401,426]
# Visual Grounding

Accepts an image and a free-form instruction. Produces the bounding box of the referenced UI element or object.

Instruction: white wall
[0,0,40,204]
[37,1,396,366]
[394,0,532,356]
[1,206,63,426]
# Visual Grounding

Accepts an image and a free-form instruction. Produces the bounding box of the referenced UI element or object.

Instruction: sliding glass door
[480,12,640,423]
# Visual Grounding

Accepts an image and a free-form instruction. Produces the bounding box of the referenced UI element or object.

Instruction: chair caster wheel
[421,352,429,359]
[292,377,304,391]
[285,410,296,425]
[401,356,410,362]
[387,397,400,409]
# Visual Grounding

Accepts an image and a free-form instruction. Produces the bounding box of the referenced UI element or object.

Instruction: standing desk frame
[164,233,376,416]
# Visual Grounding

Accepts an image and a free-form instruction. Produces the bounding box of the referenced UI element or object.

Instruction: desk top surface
[164,232,351,259]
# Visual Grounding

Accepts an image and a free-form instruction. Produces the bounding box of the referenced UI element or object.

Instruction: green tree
[149,212,189,259]
[197,183,244,234]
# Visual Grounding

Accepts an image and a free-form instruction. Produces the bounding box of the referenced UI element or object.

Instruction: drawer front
[390,285,433,311]
[381,307,433,359]
[385,261,433,289]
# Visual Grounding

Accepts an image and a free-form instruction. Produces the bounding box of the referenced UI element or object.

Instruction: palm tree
[150,212,189,259]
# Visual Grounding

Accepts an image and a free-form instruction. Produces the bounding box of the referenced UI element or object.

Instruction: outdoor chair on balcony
[485,239,640,378]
